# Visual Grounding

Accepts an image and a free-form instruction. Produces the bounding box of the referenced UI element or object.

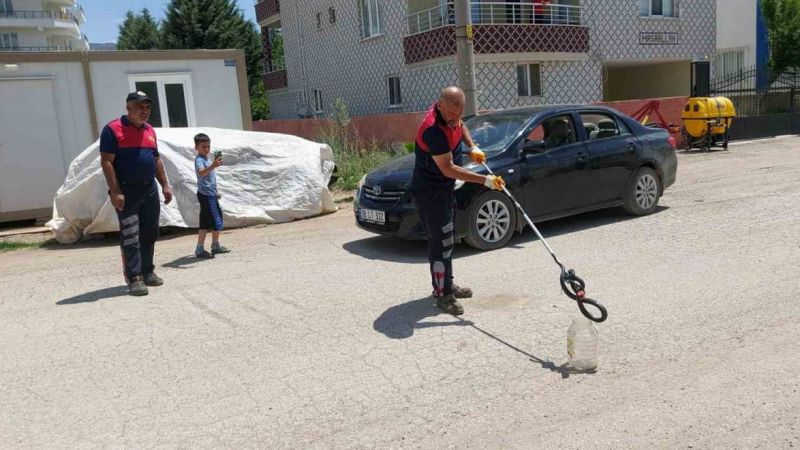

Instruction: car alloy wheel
[477,199,512,243]
[635,173,658,210]
[465,190,517,251]
[624,166,660,216]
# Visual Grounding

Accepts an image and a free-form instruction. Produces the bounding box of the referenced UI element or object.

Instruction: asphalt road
[1,136,798,449]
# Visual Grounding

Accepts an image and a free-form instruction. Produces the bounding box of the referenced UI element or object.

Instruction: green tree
[117,8,161,50]
[270,31,284,71]
[249,79,270,120]
[160,0,265,108]
[761,0,800,76]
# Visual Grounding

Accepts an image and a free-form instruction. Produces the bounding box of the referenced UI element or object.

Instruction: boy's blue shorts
[197,192,223,231]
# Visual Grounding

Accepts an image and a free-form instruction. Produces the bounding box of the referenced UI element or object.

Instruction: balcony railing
[408,1,583,35]
[263,69,287,91]
[0,10,80,24]
[267,56,285,72]
[255,0,281,23]
[0,45,74,52]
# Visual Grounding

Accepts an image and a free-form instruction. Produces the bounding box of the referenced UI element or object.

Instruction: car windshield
[465,112,532,155]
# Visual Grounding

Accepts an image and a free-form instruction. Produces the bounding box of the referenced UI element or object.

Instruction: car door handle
[626,143,636,152]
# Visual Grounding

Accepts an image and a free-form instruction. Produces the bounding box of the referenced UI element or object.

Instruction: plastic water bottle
[567,317,598,371]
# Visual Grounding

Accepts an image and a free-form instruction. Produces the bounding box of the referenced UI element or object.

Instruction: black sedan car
[354,105,677,250]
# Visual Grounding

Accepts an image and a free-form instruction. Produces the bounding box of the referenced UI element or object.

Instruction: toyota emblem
[373,185,382,196]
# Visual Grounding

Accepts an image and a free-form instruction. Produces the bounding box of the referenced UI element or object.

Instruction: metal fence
[0,46,74,52]
[711,66,799,117]
[408,1,583,35]
[710,66,800,139]
[0,10,77,21]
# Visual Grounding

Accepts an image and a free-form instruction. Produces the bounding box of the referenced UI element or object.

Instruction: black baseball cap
[126,91,153,104]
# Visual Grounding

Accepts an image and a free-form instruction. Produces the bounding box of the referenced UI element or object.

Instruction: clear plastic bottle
[567,317,598,371]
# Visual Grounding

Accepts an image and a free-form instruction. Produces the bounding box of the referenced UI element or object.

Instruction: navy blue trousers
[115,182,160,282]
[412,187,456,297]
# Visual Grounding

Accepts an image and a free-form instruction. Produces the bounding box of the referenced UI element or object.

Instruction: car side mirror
[521,140,547,156]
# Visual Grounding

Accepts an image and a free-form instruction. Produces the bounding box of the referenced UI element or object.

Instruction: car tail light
[667,136,676,149]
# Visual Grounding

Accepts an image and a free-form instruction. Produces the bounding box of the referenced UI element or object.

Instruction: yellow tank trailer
[681,97,736,151]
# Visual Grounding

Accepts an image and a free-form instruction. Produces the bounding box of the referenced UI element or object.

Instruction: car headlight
[357,174,367,189]
[454,179,466,190]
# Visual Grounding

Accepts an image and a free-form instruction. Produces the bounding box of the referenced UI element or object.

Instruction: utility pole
[454,0,478,116]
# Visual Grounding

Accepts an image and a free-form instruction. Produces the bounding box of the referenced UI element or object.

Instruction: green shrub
[0,241,42,252]
[317,99,412,191]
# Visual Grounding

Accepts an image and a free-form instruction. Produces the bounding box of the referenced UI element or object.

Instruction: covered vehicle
[48,127,337,244]
[354,105,677,250]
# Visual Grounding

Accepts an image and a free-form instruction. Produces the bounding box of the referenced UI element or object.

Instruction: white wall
[0,61,92,161]
[604,61,691,101]
[716,0,757,67]
[10,0,47,10]
[90,59,244,132]
[0,77,66,215]
[0,29,49,47]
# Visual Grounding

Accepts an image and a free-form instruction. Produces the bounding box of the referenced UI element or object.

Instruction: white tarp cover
[47,127,337,244]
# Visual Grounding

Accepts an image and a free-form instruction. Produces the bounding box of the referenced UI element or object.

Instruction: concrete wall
[8,0,44,11]
[11,0,48,10]
[584,0,716,62]
[91,59,244,132]
[254,110,426,144]
[272,0,412,119]
[716,0,756,67]
[254,96,689,144]
[6,29,49,47]
[604,61,691,101]
[408,0,440,15]
[268,0,716,119]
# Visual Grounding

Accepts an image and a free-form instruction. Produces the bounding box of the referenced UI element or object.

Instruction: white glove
[484,175,505,191]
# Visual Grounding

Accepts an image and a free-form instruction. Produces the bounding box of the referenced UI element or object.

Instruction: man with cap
[412,86,505,315]
[99,91,173,296]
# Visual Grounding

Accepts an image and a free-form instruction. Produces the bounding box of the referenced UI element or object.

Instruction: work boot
[143,273,163,287]
[211,243,231,254]
[451,283,473,299]
[128,276,149,296]
[196,249,215,259]
[436,294,464,315]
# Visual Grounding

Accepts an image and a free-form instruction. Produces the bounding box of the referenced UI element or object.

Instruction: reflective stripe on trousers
[412,187,455,297]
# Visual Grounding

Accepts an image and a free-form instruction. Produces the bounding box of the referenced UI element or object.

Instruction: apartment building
[0,0,88,52]
[256,0,716,119]
[715,0,768,78]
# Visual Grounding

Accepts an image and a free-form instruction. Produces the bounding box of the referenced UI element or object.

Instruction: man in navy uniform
[99,91,173,296]
[412,86,505,315]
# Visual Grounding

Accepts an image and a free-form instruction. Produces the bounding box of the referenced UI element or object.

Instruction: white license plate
[359,208,385,224]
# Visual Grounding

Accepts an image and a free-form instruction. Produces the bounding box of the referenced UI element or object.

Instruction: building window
[387,76,402,107]
[128,74,196,128]
[329,7,336,24]
[297,90,309,116]
[312,89,324,113]
[640,0,676,17]
[267,28,285,72]
[0,0,13,14]
[359,0,384,38]
[715,49,746,79]
[0,32,19,50]
[517,63,542,97]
